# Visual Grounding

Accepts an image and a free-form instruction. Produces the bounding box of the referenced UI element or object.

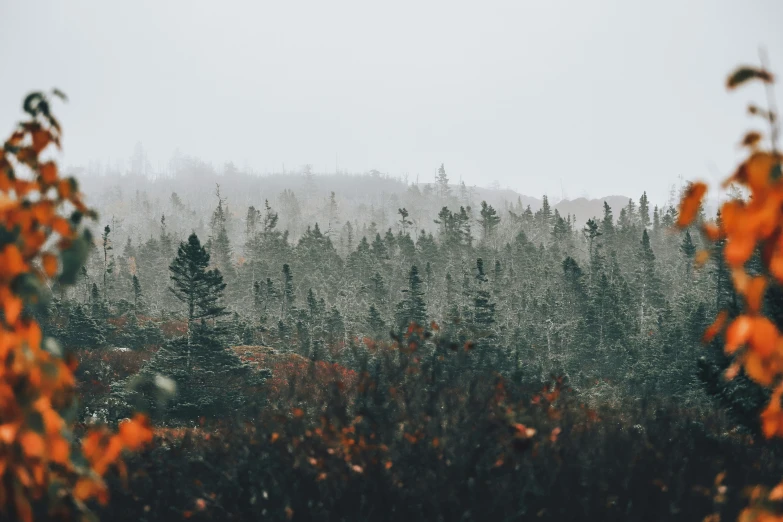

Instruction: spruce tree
[478,201,500,244]
[601,201,615,237]
[65,305,106,349]
[169,233,227,325]
[367,305,386,338]
[132,274,143,315]
[472,258,496,341]
[395,265,428,331]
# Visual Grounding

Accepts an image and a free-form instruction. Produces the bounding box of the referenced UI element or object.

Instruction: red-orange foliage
[0,91,151,520]
[234,346,358,405]
[678,61,783,521]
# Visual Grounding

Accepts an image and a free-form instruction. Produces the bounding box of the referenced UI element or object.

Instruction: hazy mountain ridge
[77,168,684,252]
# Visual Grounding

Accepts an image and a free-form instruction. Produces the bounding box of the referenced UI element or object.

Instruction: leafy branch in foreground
[677,58,783,521]
[0,91,151,521]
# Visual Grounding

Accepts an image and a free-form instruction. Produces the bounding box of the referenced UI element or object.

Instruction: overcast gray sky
[1,1,782,204]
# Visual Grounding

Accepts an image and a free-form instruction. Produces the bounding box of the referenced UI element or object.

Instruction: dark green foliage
[478,200,500,243]
[395,265,427,331]
[169,233,227,323]
[64,176,776,520]
[63,304,105,349]
[116,321,268,423]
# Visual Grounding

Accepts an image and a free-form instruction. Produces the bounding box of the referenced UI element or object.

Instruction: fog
[1,0,782,204]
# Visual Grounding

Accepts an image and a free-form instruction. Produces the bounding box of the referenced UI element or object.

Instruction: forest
[2,5,783,520]
[22,155,779,522]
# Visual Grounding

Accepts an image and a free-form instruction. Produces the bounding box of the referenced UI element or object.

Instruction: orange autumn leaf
[725,315,752,354]
[725,361,741,381]
[742,130,763,149]
[51,216,70,237]
[0,245,25,279]
[748,317,779,358]
[744,350,776,387]
[745,276,768,314]
[3,294,22,325]
[703,310,728,344]
[31,129,50,154]
[770,482,783,501]
[41,252,57,278]
[770,248,783,281]
[19,432,45,459]
[73,477,107,503]
[57,179,72,199]
[677,182,707,228]
[731,152,782,193]
[118,414,153,451]
[727,66,775,90]
[39,162,57,185]
[49,437,69,464]
[724,235,756,267]
[761,386,783,438]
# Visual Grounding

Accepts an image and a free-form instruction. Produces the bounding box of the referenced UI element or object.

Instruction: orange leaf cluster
[679,64,783,449]
[0,92,151,520]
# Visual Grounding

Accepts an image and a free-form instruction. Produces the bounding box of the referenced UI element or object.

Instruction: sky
[1,0,782,204]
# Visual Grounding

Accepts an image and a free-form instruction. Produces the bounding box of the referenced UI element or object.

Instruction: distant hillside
[76,167,657,247]
[554,195,632,225]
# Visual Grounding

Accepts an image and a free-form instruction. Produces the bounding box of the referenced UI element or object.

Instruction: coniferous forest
[22,161,779,521]
[6,5,783,522]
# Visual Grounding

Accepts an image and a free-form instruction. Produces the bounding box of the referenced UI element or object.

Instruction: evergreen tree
[169,233,227,326]
[367,304,386,338]
[398,207,413,234]
[121,320,268,423]
[478,201,500,244]
[395,265,428,331]
[282,264,295,317]
[638,191,651,229]
[601,201,615,236]
[472,258,496,339]
[65,305,105,349]
[436,163,450,199]
[132,274,144,315]
[680,230,696,260]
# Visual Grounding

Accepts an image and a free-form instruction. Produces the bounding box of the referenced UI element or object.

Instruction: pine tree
[371,233,388,260]
[398,207,413,234]
[601,201,615,237]
[132,274,144,314]
[395,265,428,331]
[680,230,696,260]
[478,201,500,244]
[638,191,651,229]
[169,233,227,325]
[282,264,295,317]
[536,195,553,238]
[582,218,602,270]
[65,305,105,349]
[472,258,496,339]
[436,163,450,199]
[367,305,386,338]
[636,230,663,332]
[121,320,268,423]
